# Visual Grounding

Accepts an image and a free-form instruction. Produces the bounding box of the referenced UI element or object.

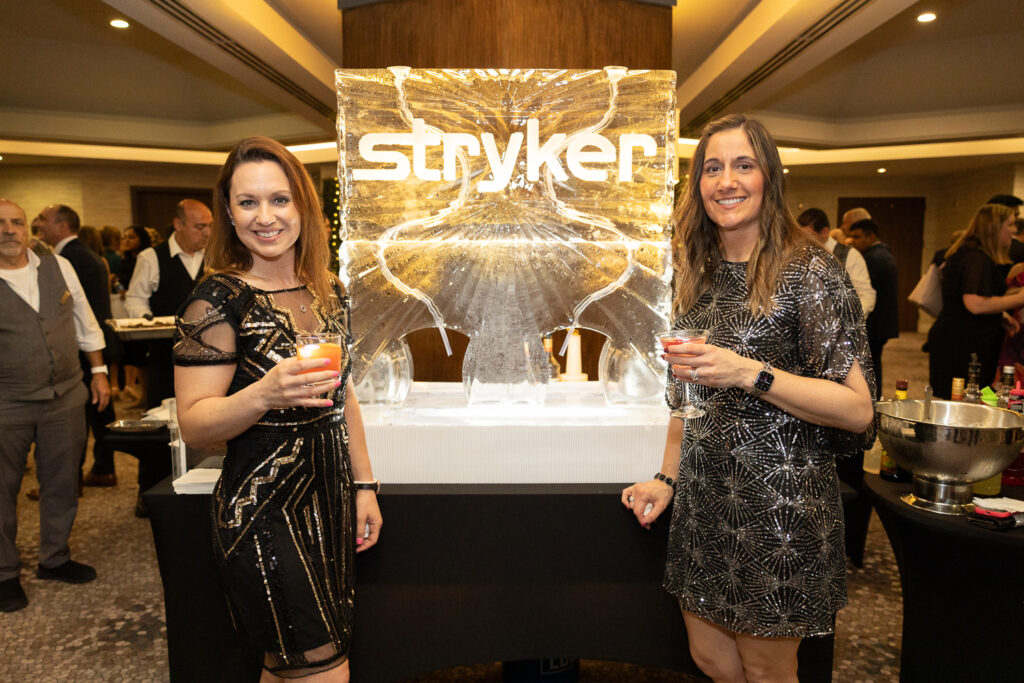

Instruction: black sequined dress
[664,244,875,638]
[173,273,355,676]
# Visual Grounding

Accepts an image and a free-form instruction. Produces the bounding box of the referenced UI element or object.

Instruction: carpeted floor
[1,334,927,681]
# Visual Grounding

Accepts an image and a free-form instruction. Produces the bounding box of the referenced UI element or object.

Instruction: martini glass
[656,328,710,419]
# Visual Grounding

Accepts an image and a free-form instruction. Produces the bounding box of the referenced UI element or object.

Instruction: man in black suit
[36,205,119,488]
[849,218,900,399]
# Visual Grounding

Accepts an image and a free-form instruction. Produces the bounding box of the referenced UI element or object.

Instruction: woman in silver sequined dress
[174,137,381,681]
[622,115,874,682]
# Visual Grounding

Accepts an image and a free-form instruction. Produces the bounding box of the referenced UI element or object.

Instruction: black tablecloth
[864,475,1024,683]
[145,480,835,682]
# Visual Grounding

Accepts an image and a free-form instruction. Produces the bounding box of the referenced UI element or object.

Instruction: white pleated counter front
[361,381,669,484]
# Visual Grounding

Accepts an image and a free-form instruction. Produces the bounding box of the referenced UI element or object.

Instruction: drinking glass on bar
[656,328,710,419]
[296,333,343,374]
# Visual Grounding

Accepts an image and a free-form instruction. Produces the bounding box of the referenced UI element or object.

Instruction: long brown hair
[208,136,340,312]
[946,203,1014,264]
[671,114,807,316]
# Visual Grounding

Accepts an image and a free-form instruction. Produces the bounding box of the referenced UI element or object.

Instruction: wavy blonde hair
[206,137,340,313]
[671,114,807,317]
[946,203,1014,264]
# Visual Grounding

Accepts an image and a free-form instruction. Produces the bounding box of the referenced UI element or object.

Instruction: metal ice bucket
[875,400,1024,514]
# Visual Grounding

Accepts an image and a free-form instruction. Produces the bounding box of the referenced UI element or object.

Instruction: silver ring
[628,495,635,503]
[690,366,700,382]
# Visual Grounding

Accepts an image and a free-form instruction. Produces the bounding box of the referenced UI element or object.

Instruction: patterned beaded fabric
[664,243,876,638]
[173,273,355,677]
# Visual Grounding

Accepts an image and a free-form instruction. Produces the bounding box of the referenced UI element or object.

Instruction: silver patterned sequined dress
[173,273,355,675]
[664,243,875,638]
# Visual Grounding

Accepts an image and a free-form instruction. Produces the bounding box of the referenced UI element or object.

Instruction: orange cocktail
[296,333,342,374]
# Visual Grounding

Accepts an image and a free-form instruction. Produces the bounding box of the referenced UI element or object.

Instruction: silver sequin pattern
[664,243,876,638]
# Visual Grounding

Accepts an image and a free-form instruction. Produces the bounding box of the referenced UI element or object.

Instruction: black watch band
[354,479,380,495]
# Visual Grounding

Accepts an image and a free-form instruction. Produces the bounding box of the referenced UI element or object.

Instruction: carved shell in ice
[336,68,676,404]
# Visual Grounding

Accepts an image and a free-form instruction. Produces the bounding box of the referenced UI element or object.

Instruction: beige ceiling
[1,0,1022,174]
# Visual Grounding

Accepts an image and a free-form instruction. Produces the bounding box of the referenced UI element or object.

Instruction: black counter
[864,475,1024,683]
[145,480,836,682]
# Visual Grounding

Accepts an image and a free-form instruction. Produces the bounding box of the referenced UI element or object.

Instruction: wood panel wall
[342,0,671,69]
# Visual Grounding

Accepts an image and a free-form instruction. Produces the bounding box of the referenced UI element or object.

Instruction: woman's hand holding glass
[256,356,340,410]
[664,340,761,392]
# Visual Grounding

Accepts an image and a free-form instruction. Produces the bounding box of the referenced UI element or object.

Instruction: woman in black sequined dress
[173,137,381,681]
[622,115,874,682]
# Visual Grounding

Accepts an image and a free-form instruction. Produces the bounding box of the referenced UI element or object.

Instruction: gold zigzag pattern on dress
[226,439,303,529]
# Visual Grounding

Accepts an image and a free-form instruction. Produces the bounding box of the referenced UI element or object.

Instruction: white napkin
[972,497,1024,513]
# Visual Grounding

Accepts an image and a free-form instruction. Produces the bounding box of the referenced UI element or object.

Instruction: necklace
[283,285,308,313]
[248,272,308,313]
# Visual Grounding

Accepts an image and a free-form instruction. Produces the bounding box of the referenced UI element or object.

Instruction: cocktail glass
[656,328,710,419]
[296,333,343,374]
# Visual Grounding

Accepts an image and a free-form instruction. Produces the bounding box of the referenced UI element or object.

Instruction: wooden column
[342,0,671,70]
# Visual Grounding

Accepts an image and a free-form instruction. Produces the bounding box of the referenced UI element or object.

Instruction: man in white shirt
[798,208,876,317]
[126,199,210,408]
[0,199,109,612]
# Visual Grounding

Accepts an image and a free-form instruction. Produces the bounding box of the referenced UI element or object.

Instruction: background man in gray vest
[35,204,119,488]
[0,199,109,612]
[798,207,876,317]
[126,199,210,409]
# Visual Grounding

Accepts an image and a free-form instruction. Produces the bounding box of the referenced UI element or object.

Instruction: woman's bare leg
[681,610,746,683]
[734,632,800,683]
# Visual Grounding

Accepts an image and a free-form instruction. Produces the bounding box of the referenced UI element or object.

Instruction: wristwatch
[354,479,381,495]
[90,364,109,375]
[749,361,774,397]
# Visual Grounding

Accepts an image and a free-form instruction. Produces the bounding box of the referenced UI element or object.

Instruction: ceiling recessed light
[917,12,936,23]
[0,154,4,161]
[783,168,790,174]
[877,167,887,174]
[110,18,130,29]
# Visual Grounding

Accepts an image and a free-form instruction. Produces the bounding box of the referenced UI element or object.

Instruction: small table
[864,475,1024,682]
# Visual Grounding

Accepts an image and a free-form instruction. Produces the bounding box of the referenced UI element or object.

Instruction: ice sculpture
[337,67,676,405]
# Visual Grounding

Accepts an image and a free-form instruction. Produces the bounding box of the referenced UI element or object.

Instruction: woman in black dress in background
[174,137,381,681]
[623,115,874,682]
[928,203,1023,397]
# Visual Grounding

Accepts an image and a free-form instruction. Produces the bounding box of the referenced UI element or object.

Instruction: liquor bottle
[950,377,964,402]
[996,365,1015,409]
[964,355,981,404]
[974,368,1012,496]
[1004,382,1024,487]
[880,379,912,482]
[543,335,560,380]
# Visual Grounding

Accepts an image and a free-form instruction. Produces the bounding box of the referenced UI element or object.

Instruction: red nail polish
[356,537,363,545]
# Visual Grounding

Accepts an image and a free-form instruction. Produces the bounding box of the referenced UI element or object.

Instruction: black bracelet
[354,479,380,495]
[654,472,676,490]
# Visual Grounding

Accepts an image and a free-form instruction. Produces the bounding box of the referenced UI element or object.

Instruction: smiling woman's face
[699,127,765,239]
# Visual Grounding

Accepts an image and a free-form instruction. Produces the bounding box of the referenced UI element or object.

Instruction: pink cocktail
[656,328,710,419]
